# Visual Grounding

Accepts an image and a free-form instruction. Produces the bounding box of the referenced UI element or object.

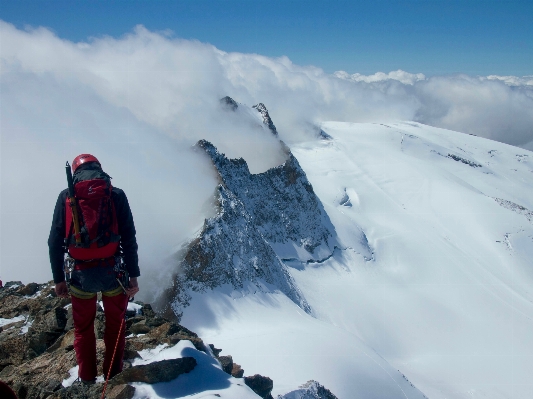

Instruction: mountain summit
[157,101,354,320]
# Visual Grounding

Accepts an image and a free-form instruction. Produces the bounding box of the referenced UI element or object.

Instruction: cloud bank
[1,21,532,293]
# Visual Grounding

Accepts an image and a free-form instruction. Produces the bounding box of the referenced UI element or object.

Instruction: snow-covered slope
[176,117,533,399]
[286,122,533,399]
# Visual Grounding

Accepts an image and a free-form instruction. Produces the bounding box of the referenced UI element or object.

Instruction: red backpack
[65,178,120,260]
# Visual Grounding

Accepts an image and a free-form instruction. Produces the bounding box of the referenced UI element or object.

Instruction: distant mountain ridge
[156,99,365,320]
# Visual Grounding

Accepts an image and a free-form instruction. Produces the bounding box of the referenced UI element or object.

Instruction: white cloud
[1,21,532,292]
[334,70,426,85]
[413,75,533,146]
[485,75,533,87]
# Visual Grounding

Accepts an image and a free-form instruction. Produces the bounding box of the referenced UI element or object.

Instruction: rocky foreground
[0,281,338,399]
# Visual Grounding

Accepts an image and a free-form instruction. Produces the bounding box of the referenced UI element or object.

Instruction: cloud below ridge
[1,21,532,290]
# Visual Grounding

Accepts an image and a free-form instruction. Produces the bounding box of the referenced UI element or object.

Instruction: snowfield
[181,122,533,399]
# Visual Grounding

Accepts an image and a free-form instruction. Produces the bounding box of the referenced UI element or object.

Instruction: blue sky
[1,0,531,76]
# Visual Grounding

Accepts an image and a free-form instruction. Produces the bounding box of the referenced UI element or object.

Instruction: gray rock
[17,283,39,296]
[209,344,222,358]
[218,355,233,374]
[140,303,155,318]
[130,321,151,335]
[244,374,274,399]
[112,357,197,384]
[107,384,136,399]
[231,363,244,378]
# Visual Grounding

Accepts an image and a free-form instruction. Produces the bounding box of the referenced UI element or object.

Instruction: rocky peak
[157,102,340,320]
[252,103,278,136]
[220,96,239,111]
[278,380,338,399]
[196,139,336,258]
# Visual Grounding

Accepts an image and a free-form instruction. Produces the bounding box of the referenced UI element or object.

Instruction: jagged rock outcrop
[219,355,234,374]
[0,281,70,369]
[0,282,202,399]
[0,281,274,399]
[220,96,239,111]
[156,101,340,320]
[161,184,311,320]
[198,140,336,258]
[245,374,274,399]
[252,103,278,136]
[210,345,244,378]
[278,380,338,399]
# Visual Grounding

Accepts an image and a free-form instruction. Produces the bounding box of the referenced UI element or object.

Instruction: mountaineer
[48,154,140,385]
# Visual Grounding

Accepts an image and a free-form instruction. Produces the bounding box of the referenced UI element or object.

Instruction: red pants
[71,293,128,381]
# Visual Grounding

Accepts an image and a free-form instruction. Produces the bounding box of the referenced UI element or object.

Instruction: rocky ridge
[157,99,340,320]
[252,103,278,136]
[160,184,311,320]
[0,281,286,399]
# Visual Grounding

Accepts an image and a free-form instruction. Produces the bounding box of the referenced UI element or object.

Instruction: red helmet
[72,154,100,172]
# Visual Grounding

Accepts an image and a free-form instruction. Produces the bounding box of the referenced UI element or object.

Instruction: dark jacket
[48,187,140,284]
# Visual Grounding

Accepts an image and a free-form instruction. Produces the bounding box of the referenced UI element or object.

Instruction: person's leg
[102,292,128,378]
[71,293,98,382]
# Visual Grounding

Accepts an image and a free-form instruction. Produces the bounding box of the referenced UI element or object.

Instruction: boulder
[145,316,166,328]
[27,307,68,357]
[107,384,136,399]
[245,374,274,399]
[112,357,197,384]
[129,321,150,335]
[209,344,222,358]
[218,355,233,374]
[140,303,155,318]
[17,283,39,297]
[231,363,244,378]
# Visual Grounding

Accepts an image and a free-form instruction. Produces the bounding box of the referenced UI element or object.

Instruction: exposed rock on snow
[157,102,343,320]
[197,139,336,259]
[318,129,332,140]
[0,281,213,399]
[0,280,273,399]
[494,197,533,223]
[220,96,239,111]
[278,380,338,399]
[447,153,483,167]
[218,354,234,374]
[338,189,352,207]
[160,183,311,320]
[244,374,274,399]
[112,357,197,384]
[252,103,278,136]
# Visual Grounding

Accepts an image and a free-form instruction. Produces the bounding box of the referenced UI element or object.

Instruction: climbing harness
[114,255,130,293]
[63,255,75,283]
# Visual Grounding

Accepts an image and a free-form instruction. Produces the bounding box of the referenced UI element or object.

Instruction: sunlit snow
[181,122,533,399]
